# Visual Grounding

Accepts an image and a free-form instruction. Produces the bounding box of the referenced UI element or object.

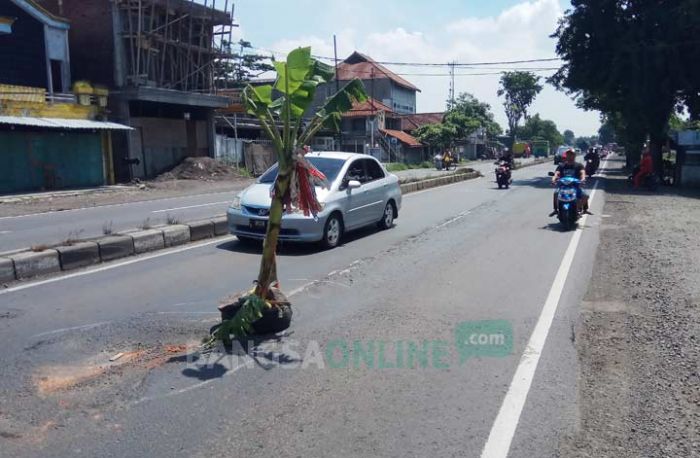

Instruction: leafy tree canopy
[550,0,700,168]
[517,114,564,147]
[497,71,543,144]
[563,129,575,146]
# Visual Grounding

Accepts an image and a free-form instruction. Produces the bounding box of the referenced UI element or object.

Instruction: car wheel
[378,201,395,229]
[321,213,343,249]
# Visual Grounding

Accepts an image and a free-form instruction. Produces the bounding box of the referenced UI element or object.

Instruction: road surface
[0,159,536,253]
[0,157,602,458]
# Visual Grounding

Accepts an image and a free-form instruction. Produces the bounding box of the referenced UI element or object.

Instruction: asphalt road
[0,157,605,458]
[0,159,536,253]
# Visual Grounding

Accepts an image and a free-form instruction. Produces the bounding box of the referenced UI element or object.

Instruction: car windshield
[259,157,346,184]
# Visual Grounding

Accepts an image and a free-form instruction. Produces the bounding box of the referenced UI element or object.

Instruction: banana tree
[211,47,367,346]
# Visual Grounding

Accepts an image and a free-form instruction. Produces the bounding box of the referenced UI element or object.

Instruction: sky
[227,0,601,136]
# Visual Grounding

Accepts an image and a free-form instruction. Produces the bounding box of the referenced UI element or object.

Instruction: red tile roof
[343,98,394,118]
[337,52,420,92]
[400,112,445,132]
[380,128,423,148]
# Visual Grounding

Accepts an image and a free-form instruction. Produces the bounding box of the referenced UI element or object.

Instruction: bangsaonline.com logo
[190,320,513,371]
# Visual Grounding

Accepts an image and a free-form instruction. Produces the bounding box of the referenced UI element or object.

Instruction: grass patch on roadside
[385,161,435,172]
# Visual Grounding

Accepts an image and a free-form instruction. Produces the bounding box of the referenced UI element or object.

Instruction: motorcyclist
[549,149,590,216]
[499,148,514,168]
[584,147,599,176]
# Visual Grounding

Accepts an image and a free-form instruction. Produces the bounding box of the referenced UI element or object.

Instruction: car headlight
[230,194,242,210]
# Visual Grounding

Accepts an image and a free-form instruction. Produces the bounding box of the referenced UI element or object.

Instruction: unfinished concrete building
[37,0,235,181]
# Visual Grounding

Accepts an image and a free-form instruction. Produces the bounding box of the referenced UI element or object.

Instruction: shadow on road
[215,223,388,257]
[173,331,301,382]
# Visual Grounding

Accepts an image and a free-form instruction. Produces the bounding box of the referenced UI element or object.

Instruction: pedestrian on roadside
[633,149,653,188]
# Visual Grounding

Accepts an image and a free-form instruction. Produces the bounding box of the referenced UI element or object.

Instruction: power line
[247,46,561,67]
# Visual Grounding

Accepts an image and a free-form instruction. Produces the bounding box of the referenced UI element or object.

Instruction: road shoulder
[560,169,700,456]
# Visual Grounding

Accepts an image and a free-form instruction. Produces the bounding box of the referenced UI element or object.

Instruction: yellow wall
[0,84,99,119]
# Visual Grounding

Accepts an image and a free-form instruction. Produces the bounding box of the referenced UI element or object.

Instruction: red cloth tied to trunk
[275,147,330,218]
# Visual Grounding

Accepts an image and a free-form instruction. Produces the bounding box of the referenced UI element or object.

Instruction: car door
[359,158,389,224]
[341,159,371,230]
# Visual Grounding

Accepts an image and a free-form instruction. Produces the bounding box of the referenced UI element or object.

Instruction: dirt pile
[157,157,242,181]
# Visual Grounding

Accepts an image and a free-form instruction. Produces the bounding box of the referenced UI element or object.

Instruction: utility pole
[333,34,342,150]
[448,61,456,110]
[370,67,375,154]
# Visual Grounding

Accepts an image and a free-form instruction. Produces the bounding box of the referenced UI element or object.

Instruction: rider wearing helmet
[549,149,590,216]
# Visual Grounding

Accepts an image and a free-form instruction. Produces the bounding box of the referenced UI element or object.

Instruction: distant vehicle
[532,140,550,158]
[554,145,572,164]
[227,152,402,249]
[512,142,528,158]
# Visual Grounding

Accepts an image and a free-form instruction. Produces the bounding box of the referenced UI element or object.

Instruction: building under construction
[37,0,236,181]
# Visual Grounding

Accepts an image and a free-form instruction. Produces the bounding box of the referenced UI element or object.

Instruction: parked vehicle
[494,160,512,189]
[227,152,402,249]
[549,172,582,230]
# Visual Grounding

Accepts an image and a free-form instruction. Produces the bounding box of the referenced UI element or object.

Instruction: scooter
[585,157,598,177]
[495,160,512,189]
[548,172,581,230]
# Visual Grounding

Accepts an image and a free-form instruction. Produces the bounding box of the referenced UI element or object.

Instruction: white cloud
[262,0,600,136]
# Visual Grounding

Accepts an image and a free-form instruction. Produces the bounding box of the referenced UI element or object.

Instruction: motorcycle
[548,172,582,230]
[495,160,512,189]
[584,155,599,177]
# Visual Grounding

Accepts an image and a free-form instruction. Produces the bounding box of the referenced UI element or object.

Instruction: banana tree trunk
[256,166,291,297]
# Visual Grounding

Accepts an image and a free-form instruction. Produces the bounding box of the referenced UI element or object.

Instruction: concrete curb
[0,215,231,282]
[0,161,547,283]
[162,225,191,247]
[187,220,215,241]
[11,250,61,280]
[131,229,165,254]
[98,235,135,262]
[399,171,480,194]
[56,242,100,270]
[0,257,16,283]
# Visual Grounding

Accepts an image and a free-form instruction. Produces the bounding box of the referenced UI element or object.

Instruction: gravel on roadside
[560,169,700,457]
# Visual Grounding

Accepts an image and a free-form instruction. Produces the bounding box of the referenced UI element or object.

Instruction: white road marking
[0,231,11,235]
[480,156,610,458]
[30,321,112,339]
[435,210,471,229]
[0,236,235,296]
[151,201,230,213]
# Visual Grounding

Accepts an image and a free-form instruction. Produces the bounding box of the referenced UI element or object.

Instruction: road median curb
[56,242,100,270]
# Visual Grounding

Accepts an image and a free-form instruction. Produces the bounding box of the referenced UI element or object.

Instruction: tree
[445,93,502,139]
[598,118,616,145]
[413,123,458,150]
[210,48,367,346]
[497,71,543,147]
[517,114,564,147]
[214,40,274,88]
[563,129,575,146]
[550,0,699,172]
[414,93,502,151]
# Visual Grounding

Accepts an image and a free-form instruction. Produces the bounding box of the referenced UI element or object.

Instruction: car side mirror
[548,171,555,177]
[347,180,362,189]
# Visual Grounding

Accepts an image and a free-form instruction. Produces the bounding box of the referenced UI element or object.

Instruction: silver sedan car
[227,152,402,248]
